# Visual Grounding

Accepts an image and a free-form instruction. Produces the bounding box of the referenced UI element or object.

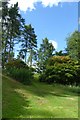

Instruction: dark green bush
[39,56,80,86]
[39,73,46,82]
[5,59,27,69]
[5,59,34,85]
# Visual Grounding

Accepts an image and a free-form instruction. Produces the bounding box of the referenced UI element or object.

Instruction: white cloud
[9,0,79,12]
[49,40,58,49]
[78,17,80,25]
[9,0,37,11]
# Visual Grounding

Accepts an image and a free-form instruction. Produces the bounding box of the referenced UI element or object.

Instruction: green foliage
[37,37,55,73]
[39,56,80,85]
[7,68,33,84]
[2,2,25,67]
[66,31,80,61]
[6,59,27,69]
[5,59,33,84]
[19,24,37,65]
[55,50,68,56]
[2,74,79,118]
[47,56,71,65]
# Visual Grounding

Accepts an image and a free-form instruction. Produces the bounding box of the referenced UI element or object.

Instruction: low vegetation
[2,74,79,118]
[39,56,80,86]
[5,59,34,85]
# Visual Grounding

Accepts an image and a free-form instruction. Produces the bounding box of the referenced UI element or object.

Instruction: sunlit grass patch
[2,74,79,118]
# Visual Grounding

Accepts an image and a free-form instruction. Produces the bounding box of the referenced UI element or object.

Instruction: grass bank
[2,74,79,118]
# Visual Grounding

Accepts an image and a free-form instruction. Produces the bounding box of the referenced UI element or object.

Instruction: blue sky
[20,2,78,51]
[78,1,80,32]
[10,1,78,57]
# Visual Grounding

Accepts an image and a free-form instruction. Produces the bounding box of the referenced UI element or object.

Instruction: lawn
[2,74,79,118]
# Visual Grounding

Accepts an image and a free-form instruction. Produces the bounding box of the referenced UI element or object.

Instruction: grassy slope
[2,74,79,118]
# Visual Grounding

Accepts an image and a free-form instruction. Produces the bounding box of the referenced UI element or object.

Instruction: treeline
[39,31,80,86]
[2,2,37,68]
[2,2,80,86]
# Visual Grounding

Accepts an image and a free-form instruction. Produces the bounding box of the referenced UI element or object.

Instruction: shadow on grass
[2,75,56,118]
[2,85,56,118]
[2,75,31,118]
[2,75,79,118]
[24,82,79,98]
[2,89,31,118]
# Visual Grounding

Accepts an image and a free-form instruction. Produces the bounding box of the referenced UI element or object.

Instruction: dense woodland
[2,2,80,86]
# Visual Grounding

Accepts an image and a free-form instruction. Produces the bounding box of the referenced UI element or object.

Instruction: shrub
[39,73,46,82]
[5,59,33,85]
[40,56,80,86]
[47,56,71,66]
[5,59,27,69]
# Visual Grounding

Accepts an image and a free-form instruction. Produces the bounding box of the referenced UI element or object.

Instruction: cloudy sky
[9,0,78,54]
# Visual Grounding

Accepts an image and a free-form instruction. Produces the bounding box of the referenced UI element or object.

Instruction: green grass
[2,74,79,118]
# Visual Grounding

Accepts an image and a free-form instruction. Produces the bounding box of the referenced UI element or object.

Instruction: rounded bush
[40,56,80,86]
[5,59,28,69]
[5,59,34,85]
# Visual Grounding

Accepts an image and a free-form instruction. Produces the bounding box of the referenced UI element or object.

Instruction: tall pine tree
[37,38,55,73]
[19,24,37,66]
[2,2,25,68]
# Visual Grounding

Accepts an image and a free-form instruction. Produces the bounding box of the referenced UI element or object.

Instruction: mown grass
[2,74,79,118]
